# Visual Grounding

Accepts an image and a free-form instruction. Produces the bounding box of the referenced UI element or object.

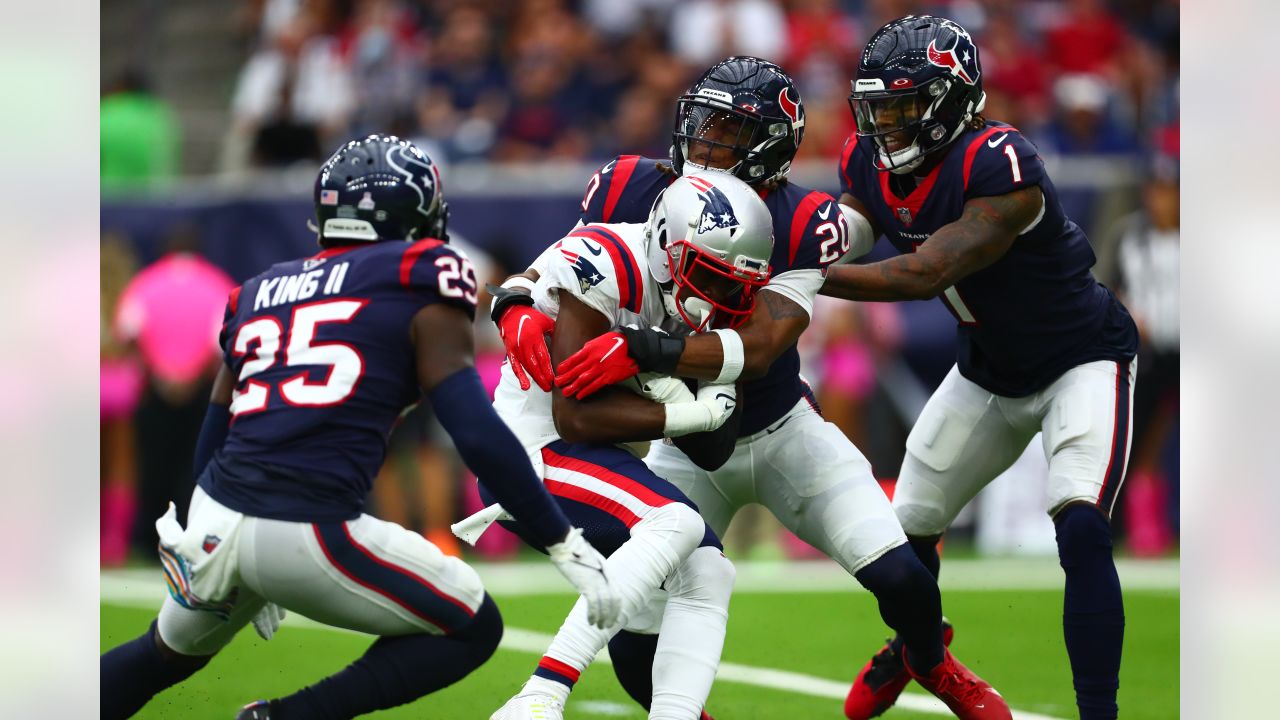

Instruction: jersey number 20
[230,299,368,416]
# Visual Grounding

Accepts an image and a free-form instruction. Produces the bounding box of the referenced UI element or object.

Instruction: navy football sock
[907,534,942,580]
[274,594,503,720]
[855,544,945,672]
[608,630,660,711]
[1056,504,1125,720]
[100,620,213,720]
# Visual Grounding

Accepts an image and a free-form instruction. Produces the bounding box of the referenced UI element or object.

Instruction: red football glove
[555,331,640,399]
[497,304,556,391]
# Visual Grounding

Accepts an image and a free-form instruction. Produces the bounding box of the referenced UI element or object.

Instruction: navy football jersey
[839,122,1139,396]
[580,156,843,435]
[202,239,479,521]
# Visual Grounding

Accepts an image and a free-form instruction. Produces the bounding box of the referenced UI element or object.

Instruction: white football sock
[649,546,735,720]
[539,504,706,692]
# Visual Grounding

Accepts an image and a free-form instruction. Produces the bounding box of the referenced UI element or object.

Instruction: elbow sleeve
[839,204,876,262]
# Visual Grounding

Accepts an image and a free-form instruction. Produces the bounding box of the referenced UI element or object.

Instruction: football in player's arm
[490,274,742,471]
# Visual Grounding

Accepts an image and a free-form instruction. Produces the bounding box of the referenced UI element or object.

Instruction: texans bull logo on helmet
[686,175,741,235]
[385,143,442,220]
[777,87,804,128]
[925,21,981,86]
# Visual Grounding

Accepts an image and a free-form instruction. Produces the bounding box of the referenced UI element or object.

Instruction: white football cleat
[489,693,565,720]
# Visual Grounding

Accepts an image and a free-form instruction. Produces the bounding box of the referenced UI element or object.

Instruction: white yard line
[101,557,1178,601]
[101,559,1102,720]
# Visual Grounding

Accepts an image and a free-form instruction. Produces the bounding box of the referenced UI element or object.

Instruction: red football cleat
[904,647,1010,720]
[844,621,954,719]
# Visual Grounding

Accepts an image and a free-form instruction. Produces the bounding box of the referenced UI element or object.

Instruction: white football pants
[157,486,486,656]
[894,358,1138,536]
[644,398,907,578]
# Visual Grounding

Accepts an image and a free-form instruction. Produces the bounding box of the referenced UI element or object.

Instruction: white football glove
[251,602,286,641]
[629,372,696,405]
[661,381,737,437]
[546,527,620,629]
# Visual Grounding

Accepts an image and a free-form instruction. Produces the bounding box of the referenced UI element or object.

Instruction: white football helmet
[645,171,773,331]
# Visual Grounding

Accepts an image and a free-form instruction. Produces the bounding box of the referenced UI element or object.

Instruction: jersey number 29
[230,299,368,416]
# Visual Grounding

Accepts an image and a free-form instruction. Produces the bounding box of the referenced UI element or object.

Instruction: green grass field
[101,559,1178,719]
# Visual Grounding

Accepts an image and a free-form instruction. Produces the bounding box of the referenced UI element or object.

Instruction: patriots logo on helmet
[561,247,606,294]
[686,176,741,234]
[925,26,980,86]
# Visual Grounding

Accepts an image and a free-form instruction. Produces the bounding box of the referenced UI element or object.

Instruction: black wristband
[620,325,685,374]
[487,283,536,324]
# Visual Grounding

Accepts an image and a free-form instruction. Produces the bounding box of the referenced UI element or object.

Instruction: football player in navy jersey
[821,17,1139,720]
[505,57,1009,720]
[100,135,620,720]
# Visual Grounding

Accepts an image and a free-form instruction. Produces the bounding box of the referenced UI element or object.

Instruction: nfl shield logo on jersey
[896,207,914,225]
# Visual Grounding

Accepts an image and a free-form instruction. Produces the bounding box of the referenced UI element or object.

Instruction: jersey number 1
[1004,145,1022,183]
[230,299,368,416]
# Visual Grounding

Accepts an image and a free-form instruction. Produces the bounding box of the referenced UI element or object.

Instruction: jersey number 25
[230,299,368,416]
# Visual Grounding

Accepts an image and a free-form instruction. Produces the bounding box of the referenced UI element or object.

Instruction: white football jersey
[493,222,669,454]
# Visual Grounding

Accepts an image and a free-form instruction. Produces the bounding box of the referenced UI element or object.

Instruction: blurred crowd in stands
[101,0,1179,565]
[223,0,1178,169]
[101,0,1179,181]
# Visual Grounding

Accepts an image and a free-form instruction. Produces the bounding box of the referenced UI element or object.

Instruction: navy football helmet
[849,16,986,174]
[671,56,806,187]
[313,134,449,244]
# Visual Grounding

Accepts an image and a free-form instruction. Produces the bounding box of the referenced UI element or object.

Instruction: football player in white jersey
[468,171,773,720]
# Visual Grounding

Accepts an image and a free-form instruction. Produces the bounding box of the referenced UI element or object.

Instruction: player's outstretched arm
[665,290,810,382]
[416,301,620,628]
[551,293,736,442]
[820,186,1042,302]
[191,365,234,479]
[413,302,571,548]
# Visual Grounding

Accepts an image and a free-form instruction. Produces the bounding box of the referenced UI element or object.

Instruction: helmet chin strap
[661,288,713,332]
[882,145,927,174]
[683,158,739,178]
[682,296,714,331]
